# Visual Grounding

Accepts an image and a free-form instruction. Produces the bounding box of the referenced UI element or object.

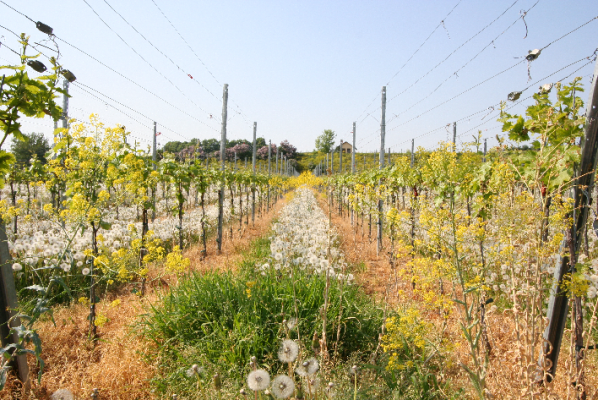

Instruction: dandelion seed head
[247,369,270,391]
[82,267,90,275]
[12,263,22,271]
[278,339,299,363]
[307,377,320,394]
[286,317,298,330]
[50,389,74,400]
[271,375,295,399]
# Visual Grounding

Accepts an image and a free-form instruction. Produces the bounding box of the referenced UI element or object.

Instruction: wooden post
[217,84,228,252]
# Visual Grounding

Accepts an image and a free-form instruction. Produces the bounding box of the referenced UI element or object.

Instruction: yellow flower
[94,313,108,327]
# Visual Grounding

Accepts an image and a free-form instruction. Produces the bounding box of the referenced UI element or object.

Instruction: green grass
[141,234,385,397]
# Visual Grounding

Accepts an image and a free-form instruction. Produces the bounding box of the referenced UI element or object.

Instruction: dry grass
[2,199,285,400]
[318,192,598,399]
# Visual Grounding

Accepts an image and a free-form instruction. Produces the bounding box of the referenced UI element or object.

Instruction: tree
[201,138,220,153]
[257,144,276,160]
[163,140,188,154]
[315,129,336,153]
[228,138,250,148]
[232,143,252,159]
[10,132,50,165]
[279,140,297,159]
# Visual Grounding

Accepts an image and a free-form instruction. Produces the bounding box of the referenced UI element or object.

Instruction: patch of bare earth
[3,199,285,400]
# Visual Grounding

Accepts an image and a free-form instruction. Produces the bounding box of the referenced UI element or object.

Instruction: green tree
[256,137,266,148]
[315,129,336,153]
[10,132,50,165]
[201,138,220,153]
[163,140,189,154]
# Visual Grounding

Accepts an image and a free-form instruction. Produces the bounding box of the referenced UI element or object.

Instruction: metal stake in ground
[378,86,386,255]
[452,122,457,152]
[267,140,271,211]
[539,55,598,385]
[483,138,487,162]
[352,122,356,173]
[217,84,228,253]
[331,151,334,174]
[252,122,257,225]
[152,121,157,222]
[339,138,343,173]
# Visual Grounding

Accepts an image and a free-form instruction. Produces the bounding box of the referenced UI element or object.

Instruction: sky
[1,0,597,154]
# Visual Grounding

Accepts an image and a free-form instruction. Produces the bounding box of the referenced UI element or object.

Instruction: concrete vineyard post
[217,84,228,253]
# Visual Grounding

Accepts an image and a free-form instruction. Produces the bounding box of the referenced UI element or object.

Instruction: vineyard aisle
[3,200,285,400]
[316,192,398,303]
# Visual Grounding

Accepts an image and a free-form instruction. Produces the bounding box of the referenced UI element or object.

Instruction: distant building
[341,141,353,154]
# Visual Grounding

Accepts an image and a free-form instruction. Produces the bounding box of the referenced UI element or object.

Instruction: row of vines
[0,35,293,388]
[323,78,598,398]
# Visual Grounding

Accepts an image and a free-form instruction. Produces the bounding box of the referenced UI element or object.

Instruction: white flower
[274,252,283,261]
[271,375,294,399]
[296,357,319,377]
[12,263,22,271]
[286,317,298,331]
[307,377,320,394]
[247,369,270,391]
[186,364,204,377]
[62,263,71,273]
[278,339,299,363]
[82,268,91,276]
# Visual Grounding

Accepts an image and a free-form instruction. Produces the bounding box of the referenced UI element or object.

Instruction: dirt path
[316,192,410,305]
[4,199,286,400]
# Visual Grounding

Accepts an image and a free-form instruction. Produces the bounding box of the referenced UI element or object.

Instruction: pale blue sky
[2,0,597,153]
